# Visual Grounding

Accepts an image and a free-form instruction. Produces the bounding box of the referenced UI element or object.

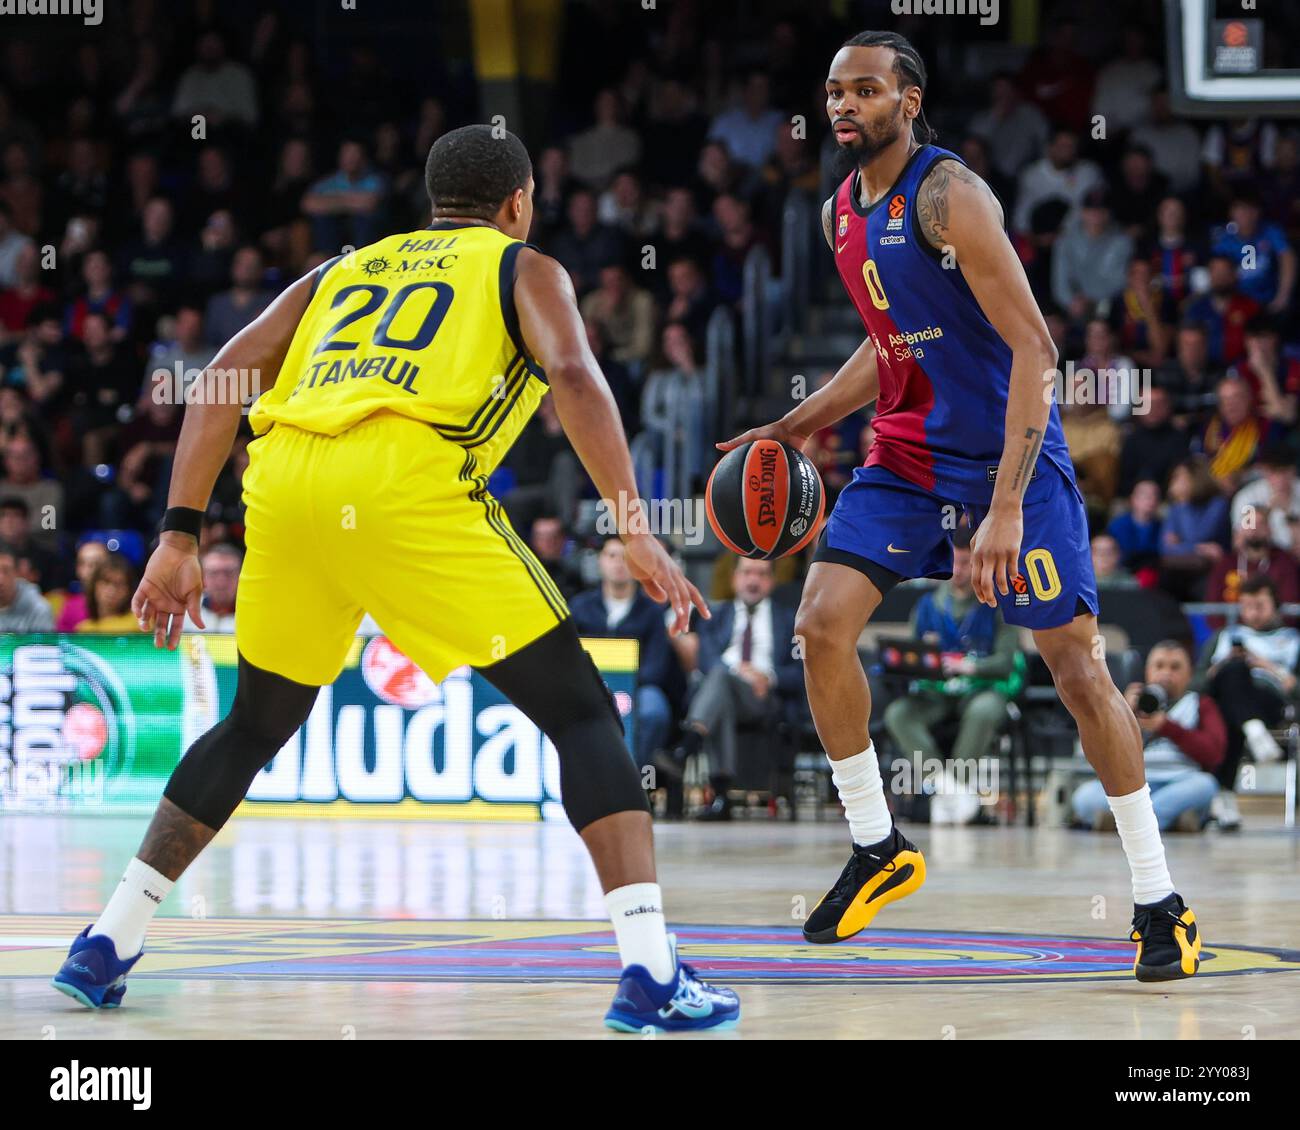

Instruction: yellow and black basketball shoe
[803,827,926,944]
[1129,893,1201,982]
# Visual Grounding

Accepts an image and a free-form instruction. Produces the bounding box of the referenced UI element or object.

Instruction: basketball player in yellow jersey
[51,126,739,1033]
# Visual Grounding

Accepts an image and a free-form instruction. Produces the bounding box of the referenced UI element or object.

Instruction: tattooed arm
[821,196,836,251]
[917,159,1058,608]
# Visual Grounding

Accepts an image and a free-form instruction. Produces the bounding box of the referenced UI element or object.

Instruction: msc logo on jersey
[362,256,391,276]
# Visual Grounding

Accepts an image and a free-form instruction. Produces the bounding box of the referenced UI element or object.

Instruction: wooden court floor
[1,812,1296,1039]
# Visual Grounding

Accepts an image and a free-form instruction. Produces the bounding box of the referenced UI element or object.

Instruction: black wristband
[160,506,205,540]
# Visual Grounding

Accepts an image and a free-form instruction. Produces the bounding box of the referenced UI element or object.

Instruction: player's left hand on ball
[970,508,1023,609]
[132,536,205,650]
[623,533,710,635]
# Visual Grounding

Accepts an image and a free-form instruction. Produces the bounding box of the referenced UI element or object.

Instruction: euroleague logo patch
[1011,573,1030,607]
[886,193,906,231]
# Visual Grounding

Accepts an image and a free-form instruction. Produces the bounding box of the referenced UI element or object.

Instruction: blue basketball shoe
[604,935,739,1032]
[51,927,143,1009]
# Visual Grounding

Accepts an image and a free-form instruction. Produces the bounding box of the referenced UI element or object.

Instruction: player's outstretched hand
[970,505,1023,609]
[716,419,808,453]
[132,535,205,650]
[623,533,710,636]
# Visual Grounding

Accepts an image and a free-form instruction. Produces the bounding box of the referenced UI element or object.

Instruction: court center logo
[36,919,1296,986]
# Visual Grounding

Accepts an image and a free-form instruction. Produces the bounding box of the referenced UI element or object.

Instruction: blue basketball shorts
[814,462,1099,630]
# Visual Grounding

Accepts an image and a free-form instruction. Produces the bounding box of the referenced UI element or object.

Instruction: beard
[829,106,909,181]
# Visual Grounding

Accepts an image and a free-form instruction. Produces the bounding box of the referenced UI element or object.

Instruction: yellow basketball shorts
[235,412,570,686]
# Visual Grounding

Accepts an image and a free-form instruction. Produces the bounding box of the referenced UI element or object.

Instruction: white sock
[1107,785,1175,905]
[830,745,893,848]
[90,858,173,957]
[605,882,675,983]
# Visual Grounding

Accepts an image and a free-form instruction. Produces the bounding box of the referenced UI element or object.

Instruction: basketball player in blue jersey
[722,32,1201,981]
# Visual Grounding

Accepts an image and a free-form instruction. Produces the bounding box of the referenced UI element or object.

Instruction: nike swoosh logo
[837,241,850,254]
[886,543,910,554]
[865,862,915,903]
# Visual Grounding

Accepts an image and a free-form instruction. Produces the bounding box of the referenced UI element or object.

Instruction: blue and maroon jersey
[832,144,1076,503]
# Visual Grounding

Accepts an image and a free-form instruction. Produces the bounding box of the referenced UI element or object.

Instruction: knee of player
[793,603,851,658]
[1050,656,1106,712]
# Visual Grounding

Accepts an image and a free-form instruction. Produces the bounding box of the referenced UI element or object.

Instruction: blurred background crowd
[0,0,1297,824]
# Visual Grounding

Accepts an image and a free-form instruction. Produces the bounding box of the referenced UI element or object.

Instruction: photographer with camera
[1072,640,1225,832]
[1197,574,1300,830]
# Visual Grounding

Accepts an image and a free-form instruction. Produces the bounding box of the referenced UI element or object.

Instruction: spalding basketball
[705,439,825,560]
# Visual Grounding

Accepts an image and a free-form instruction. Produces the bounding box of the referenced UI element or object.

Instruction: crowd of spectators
[0,3,1297,822]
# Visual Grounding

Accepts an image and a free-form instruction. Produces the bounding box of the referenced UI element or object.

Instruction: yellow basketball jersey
[249,222,547,475]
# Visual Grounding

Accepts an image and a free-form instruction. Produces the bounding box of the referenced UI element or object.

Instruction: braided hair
[841,30,936,145]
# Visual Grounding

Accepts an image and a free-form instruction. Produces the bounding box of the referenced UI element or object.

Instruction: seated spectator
[1107,479,1163,576]
[54,536,110,631]
[117,196,187,313]
[663,257,715,342]
[64,249,132,343]
[98,396,181,529]
[1073,641,1224,832]
[707,71,783,172]
[1012,128,1103,237]
[639,323,710,498]
[658,557,802,821]
[1210,190,1295,314]
[0,242,55,346]
[0,495,63,590]
[189,541,241,632]
[1078,317,1139,420]
[549,189,624,297]
[1113,258,1174,368]
[1092,533,1140,590]
[1061,392,1120,510]
[569,537,685,770]
[300,139,387,250]
[710,193,763,305]
[1197,576,1299,830]
[1155,322,1221,424]
[566,89,642,190]
[1205,508,1300,606]
[1199,376,1279,487]
[529,515,583,600]
[597,169,657,241]
[1051,189,1132,321]
[968,73,1050,184]
[1090,27,1162,135]
[187,209,237,300]
[75,552,138,633]
[532,146,578,243]
[882,529,1024,774]
[204,246,272,349]
[0,199,33,289]
[1131,90,1202,194]
[1230,315,1299,426]
[0,540,53,631]
[654,189,711,286]
[1161,456,1229,595]
[579,263,656,371]
[502,396,579,533]
[1109,147,1169,246]
[1183,255,1260,366]
[1231,444,1300,554]
[0,433,63,551]
[144,306,213,403]
[1118,386,1188,496]
[171,31,259,130]
[1141,196,1202,305]
[64,310,141,467]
